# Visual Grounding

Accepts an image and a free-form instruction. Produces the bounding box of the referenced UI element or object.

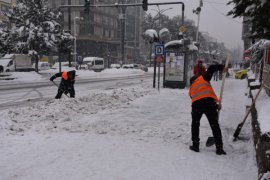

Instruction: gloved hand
[50,76,55,81]
[217,103,222,111]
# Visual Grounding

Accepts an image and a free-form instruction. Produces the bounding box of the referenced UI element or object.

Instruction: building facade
[47,0,144,65]
[242,16,253,51]
[0,0,15,28]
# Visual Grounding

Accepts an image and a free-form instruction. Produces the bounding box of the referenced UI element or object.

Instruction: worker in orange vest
[189,64,226,155]
[50,70,76,99]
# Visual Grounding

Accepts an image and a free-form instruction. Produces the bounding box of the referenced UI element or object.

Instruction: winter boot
[216,149,226,155]
[189,142,199,152]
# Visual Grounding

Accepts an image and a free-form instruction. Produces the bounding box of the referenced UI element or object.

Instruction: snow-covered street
[0,75,257,180]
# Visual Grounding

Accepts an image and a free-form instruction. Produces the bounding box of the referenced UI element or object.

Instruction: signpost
[155,44,165,56]
[154,44,165,90]
[179,26,185,33]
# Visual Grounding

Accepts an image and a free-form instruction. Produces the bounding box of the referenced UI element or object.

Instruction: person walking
[193,60,206,77]
[50,70,76,99]
[189,64,227,155]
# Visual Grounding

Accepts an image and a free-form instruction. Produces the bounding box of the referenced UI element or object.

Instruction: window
[1,4,10,13]
[7,60,13,67]
[95,60,104,65]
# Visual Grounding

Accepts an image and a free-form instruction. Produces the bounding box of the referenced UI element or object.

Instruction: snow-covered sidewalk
[0,78,257,180]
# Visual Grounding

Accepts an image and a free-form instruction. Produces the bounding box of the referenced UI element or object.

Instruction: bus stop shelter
[163,40,198,89]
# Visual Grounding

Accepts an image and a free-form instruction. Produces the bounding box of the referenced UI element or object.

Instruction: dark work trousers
[55,84,75,99]
[213,72,218,81]
[191,98,223,150]
[219,70,222,80]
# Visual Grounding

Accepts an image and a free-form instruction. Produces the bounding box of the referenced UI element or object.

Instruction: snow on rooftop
[164,40,184,48]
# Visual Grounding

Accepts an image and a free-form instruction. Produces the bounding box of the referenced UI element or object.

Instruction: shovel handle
[233,63,270,141]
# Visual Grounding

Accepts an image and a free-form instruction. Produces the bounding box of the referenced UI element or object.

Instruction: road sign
[179,26,185,33]
[155,55,164,63]
[155,44,165,56]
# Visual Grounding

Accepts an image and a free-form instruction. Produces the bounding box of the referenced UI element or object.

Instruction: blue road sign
[155,44,165,56]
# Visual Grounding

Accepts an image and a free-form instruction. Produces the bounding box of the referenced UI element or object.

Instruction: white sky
[148,0,243,50]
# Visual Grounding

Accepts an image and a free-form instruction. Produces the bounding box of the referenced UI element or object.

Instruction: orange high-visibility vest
[189,76,219,103]
[62,71,68,80]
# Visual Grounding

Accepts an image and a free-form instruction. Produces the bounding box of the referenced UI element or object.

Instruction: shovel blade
[233,123,243,141]
[206,136,215,147]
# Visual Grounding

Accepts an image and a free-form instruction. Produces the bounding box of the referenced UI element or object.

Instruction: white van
[82,57,104,72]
[0,58,14,72]
[0,54,33,72]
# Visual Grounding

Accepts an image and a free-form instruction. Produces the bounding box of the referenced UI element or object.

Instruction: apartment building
[48,0,144,64]
[242,16,253,51]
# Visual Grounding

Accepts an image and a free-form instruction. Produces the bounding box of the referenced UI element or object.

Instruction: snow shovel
[51,81,70,98]
[233,70,270,141]
[206,54,230,147]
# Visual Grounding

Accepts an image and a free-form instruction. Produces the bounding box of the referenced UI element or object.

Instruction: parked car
[32,62,50,71]
[235,69,248,79]
[110,64,121,69]
[122,64,134,69]
[51,62,76,71]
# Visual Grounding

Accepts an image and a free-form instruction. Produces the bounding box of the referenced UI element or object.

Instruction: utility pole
[68,0,72,67]
[194,0,203,42]
[119,0,127,65]
[74,17,80,65]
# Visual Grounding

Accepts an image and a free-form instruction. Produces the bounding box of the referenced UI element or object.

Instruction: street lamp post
[74,17,80,65]
[148,7,172,68]
[194,0,203,42]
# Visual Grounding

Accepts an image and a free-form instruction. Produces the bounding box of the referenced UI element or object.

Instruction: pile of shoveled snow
[0,86,156,136]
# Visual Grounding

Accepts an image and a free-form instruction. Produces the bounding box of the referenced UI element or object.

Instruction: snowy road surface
[0,77,257,180]
[0,74,151,110]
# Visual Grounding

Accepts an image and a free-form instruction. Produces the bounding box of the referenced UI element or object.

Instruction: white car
[51,62,76,71]
[110,64,121,69]
[122,64,134,69]
[32,62,50,71]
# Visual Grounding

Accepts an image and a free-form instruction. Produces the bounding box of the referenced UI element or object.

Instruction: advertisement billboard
[165,52,185,82]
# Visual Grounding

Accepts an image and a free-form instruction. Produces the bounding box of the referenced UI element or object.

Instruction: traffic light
[84,0,90,14]
[142,0,148,11]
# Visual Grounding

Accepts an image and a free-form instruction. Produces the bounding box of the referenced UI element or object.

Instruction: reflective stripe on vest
[189,76,219,103]
[62,71,68,80]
